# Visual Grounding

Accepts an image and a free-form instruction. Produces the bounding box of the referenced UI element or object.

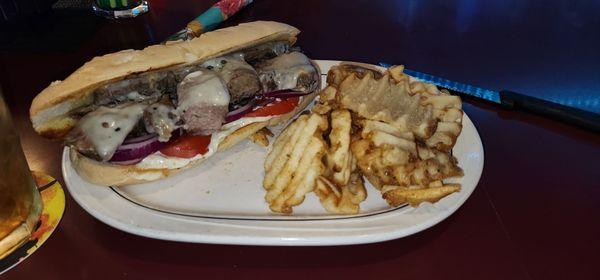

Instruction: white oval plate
[62,60,484,246]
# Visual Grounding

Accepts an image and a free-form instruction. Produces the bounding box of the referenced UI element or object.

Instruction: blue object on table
[379,62,600,132]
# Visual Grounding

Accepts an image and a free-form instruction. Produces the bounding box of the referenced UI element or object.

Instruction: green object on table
[95,0,140,10]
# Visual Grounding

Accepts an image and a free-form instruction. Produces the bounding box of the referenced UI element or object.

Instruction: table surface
[1,0,599,279]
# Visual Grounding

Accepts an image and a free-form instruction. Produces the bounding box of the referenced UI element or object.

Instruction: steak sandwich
[29,21,320,186]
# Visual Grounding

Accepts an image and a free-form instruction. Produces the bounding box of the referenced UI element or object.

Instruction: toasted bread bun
[30,21,300,139]
[69,90,316,186]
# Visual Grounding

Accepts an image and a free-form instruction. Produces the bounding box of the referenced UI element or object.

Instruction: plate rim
[62,60,484,246]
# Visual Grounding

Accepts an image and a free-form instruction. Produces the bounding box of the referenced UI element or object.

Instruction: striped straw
[165,0,253,42]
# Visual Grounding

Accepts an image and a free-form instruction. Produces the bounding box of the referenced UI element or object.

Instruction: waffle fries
[263,114,328,213]
[337,70,437,139]
[263,63,466,214]
[351,119,463,206]
[314,109,367,214]
[316,171,366,214]
[326,109,353,186]
[263,110,367,214]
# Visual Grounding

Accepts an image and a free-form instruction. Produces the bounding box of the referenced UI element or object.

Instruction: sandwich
[29,21,320,186]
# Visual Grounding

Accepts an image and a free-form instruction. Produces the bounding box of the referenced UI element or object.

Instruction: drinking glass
[92,0,149,19]
[0,90,42,259]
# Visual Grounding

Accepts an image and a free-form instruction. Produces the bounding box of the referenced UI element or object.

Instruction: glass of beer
[0,89,42,259]
[92,0,150,19]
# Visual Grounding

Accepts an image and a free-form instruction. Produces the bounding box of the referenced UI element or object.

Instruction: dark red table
[2,1,599,279]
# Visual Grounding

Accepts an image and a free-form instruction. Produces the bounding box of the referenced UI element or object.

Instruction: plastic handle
[500,90,600,132]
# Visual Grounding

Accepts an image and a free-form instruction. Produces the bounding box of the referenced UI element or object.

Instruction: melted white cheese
[145,103,178,142]
[126,91,142,100]
[259,52,315,90]
[177,70,230,109]
[135,116,273,170]
[201,53,246,69]
[263,52,311,69]
[77,104,147,161]
[201,54,256,85]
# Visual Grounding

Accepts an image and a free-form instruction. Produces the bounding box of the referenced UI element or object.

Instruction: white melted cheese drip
[177,70,230,110]
[201,54,256,84]
[261,52,315,90]
[135,116,273,170]
[77,104,147,160]
[145,103,178,142]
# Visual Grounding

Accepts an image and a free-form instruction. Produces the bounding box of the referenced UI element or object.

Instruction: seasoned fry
[315,171,366,214]
[350,110,463,206]
[312,109,368,214]
[313,86,338,115]
[382,184,461,207]
[327,63,384,87]
[335,71,437,139]
[263,113,328,213]
[269,137,326,213]
[249,127,274,147]
[390,149,463,187]
[327,109,353,186]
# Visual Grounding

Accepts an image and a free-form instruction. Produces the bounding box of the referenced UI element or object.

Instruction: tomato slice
[160,134,211,158]
[244,97,300,118]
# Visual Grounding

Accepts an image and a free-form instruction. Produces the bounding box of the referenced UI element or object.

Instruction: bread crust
[30,21,300,138]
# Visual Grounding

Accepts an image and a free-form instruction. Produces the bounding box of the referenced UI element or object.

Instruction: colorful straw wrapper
[166,0,253,42]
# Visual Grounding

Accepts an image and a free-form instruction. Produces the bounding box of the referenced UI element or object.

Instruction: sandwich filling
[65,43,318,166]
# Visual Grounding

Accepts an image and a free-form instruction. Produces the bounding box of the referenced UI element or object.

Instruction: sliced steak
[226,68,261,102]
[181,105,228,135]
[177,70,230,135]
[94,71,176,106]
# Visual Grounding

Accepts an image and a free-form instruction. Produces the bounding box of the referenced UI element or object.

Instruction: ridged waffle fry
[263,113,328,213]
[315,109,367,214]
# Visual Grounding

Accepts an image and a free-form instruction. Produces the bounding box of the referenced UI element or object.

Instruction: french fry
[335,71,438,140]
[327,109,352,186]
[382,184,461,207]
[249,127,274,147]
[263,113,328,213]
[314,109,368,214]
[269,137,326,213]
[315,171,366,214]
[263,116,305,188]
[350,109,463,207]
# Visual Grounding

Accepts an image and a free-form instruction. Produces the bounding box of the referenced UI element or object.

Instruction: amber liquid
[0,94,37,240]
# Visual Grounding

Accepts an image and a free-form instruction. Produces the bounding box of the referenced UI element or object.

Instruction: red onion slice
[255,96,276,107]
[263,90,311,98]
[225,99,256,123]
[123,133,157,144]
[225,91,308,124]
[110,158,144,165]
[109,134,165,164]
